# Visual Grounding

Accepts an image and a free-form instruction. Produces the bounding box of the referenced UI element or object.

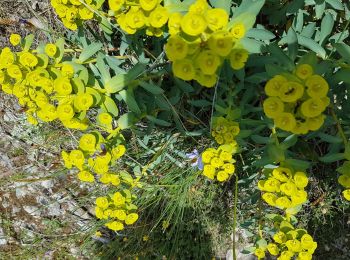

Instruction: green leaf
[334,69,350,83]
[251,135,271,144]
[280,134,298,149]
[334,43,350,64]
[318,133,342,143]
[319,13,334,45]
[188,99,212,107]
[102,96,119,116]
[233,0,265,18]
[325,0,343,10]
[315,0,326,19]
[105,63,146,93]
[318,153,345,163]
[268,43,294,69]
[256,238,267,248]
[99,16,113,35]
[246,28,275,40]
[119,89,141,114]
[139,81,164,95]
[297,35,326,59]
[55,38,65,63]
[71,78,85,94]
[240,38,265,53]
[78,42,103,63]
[85,87,102,106]
[209,0,231,14]
[267,144,285,163]
[280,220,294,233]
[23,34,34,52]
[96,53,111,83]
[146,115,172,127]
[284,159,310,171]
[117,112,137,129]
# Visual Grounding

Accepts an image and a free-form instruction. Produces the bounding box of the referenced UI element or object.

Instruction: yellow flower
[338,174,350,188]
[254,248,265,259]
[57,103,75,121]
[37,104,57,122]
[78,170,94,182]
[297,252,312,260]
[295,64,313,79]
[267,243,279,256]
[292,120,308,135]
[279,250,294,260]
[305,75,329,98]
[208,30,235,57]
[168,12,183,35]
[262,192,278,206]
[61,63,75,78]
[222,163,235,174]
[275,196,292,209]
[205,8,228,31]
[203,164,215,179]
[273,231,287,244]
[74,93,94,111]
[62,18,78,30]
[54,4,68,18]
[264,178,281,192]
[189,0,208,14]
[146,27,163,37]
[109,0,124,12]
[61,150,73,169]
[202,150,215,164]
[342,189,350,201]
[300,234,314,250]
[97,112,113,126]
[111,144,126,159]
[79,133,97,152]
[272,167,292,182]
[210,157,224,167]
[229,48,248,70]
[280,181,297,196]
[265,75,288,97]
[69,149,85,169]
[230,23,246,39]
[279,81,304,102]
[79,6,94,20]
[125,213,139,225]
[19,52,38,68]
[0,47,15,69]
[300,98,325,117]
[291,190,307,205]
[217,171,229,182]
[112,209,127,220]
[149,6,169,28]
[196,50,221,75]
[181,13,207,36]
[45,43,57,57]
[305,115,324,131]
[65,6,78,22]
[105,221,124,231]
[173,59,195,81]
[196,72,217,88]
[7,65,23,80]
[126,9,145,29]
[275,112,296,132]
[294,172,308,188]
[113,192,126,206]
[117,13,137,34]
[96,196,109,209]
[263,97,284,118]
[9,33,21,46]
[140,0,157,11]
[95,207,105,219]
[164,35,188,61]
[54,77,72,95]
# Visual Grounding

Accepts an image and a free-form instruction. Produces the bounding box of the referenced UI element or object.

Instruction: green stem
[232,173,239,260]
[330,105,348,144]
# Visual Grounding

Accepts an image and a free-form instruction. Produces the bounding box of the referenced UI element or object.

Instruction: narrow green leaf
[297,35,326,59]
[325,0,343,10]
[96,53,111,83]
[139,81,164,95]
[102,96,119,116]
[240,38,265,54]
[334,43,350,64]
[318,133,342,143]
[246,28,275,40]
[319,13,334,45]
[146,115,172,127]
[319,153,345,163]
[188,99,212,107]
[23,34,34,52]
[120,89,141,114]
[78,42,103,63]
[117,112,137,129]
[209,0,231,14]
[280,134,298,149]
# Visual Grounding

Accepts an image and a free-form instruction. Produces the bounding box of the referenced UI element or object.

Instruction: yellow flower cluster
[95,190,139,231]
[211,116,240,144]
[201,142,237,182]
[165,0,248,87]
[0,38,95,130]
[255,220,317,260]
[51,0,101,30]
[62,132,126,183]
[337,161,350,201]
[258,167,309,211]
[263,64,329,134]
[110,0,169,37]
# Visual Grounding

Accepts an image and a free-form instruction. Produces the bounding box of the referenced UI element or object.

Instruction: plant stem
[330,105,347,144]
[232,173,239,260]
